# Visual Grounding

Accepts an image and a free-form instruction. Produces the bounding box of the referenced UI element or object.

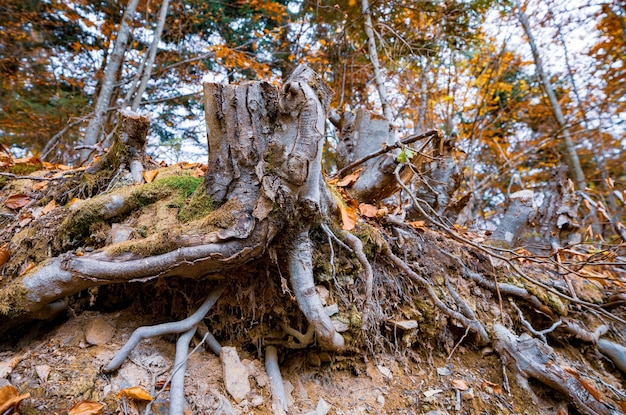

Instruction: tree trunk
[130,0,170,111]
[516,0,586,190]
[361,0,393,123]
[80,0,140,164]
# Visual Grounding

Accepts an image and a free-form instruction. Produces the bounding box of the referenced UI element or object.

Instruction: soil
[0,302,596,415]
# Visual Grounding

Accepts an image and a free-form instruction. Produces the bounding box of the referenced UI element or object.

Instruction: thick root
[287,229,345,351]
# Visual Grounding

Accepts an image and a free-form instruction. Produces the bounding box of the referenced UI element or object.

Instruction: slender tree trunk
[80,0,140,164]
[515,0,586,190]
[131,0,170,111]
[360,0,393,123]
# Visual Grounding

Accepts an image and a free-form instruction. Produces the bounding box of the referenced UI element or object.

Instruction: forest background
[1,0,624,231]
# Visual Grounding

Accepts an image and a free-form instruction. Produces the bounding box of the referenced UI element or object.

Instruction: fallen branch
[331,129,440,179]
[493,324,615,415]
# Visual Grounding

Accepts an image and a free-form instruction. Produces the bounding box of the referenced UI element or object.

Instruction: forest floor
[2,304,545,415]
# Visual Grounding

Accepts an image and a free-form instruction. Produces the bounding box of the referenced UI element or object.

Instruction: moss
[178,183,215,223]
[0,282,28,318]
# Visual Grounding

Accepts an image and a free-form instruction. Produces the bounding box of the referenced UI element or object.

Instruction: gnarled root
[493,324,615,415]
[105,286,224,372]
[287,229,344,351]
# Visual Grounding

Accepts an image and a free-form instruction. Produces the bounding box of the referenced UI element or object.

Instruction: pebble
[221,346,251,403]
[84,317,115,345]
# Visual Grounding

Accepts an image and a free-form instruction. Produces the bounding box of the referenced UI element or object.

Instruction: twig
[105,286,224,372]
[341,231,374,327]
[0,172,73,181]
[510,301,561,343]
[331,129,440,179]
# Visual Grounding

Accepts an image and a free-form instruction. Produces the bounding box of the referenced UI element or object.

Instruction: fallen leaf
[0,244,10,268]
[481,380,502,394]
[359,203,378,218]
[407,220,426,230]
[423,389,443,397]
[0,385,30,414]
[32,181,48,191]
[192,167,205,177]
[619,401,626,413]
[42,199,57,215]
[340,203,357,231]
[67,401,105,415]
[117,386,153,402]
[56,163,73,171]
[18,262,34,277]
[5,194,31,210]
[143,169,159,183]
[67,197,84,207]
[336,169,362,187]
[451,379,469,391]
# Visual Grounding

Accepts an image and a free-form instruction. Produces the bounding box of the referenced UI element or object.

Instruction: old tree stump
[0,66,625,415]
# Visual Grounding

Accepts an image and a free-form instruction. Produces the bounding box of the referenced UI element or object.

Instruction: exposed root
[340,231,374,328]
[287,229,344,351]
[105,286,224,372]
[562,320,626,375]
[280,323,315,348]
[493,324,618,415]
[170,326,196,415]
[197,321,222,356]
[265,345,288,415]
[383,244,489,345]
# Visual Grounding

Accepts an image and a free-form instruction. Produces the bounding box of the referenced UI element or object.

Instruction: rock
[110,223,134,244]
[462,387,475,401]
[220,346,250,403]
[250,393,264,407]
[306,399,332,415]
[85,317,115,345]
[436,366,452,376]
[376,365,393,380]
[35,364,51,381]
[376,393,385,406]
[393,320,418,330]
[332,320,350,333]
[315,398,331,415]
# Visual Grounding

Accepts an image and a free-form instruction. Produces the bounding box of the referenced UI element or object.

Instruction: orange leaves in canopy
[211,45,271,77]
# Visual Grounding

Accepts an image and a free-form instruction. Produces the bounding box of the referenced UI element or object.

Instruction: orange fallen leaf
[451,379,469,391]
[340,203,357,231]
[619,401,626,413]
[336,169,362,187]
[18,261,34,277]
[481,380,502,394]
[117,386,153,402]
[143,169,159,183]
[42,199,57,215]
[67,197,84,206]
[192,167,205,177]
[358,203,378,218]
[0,244,10,268]
[5,194,31,210]
[56,163,73,171]
[32,181,48,191]
[67,400,105,415]
[407,220,426,230]
[0,385,30,414]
